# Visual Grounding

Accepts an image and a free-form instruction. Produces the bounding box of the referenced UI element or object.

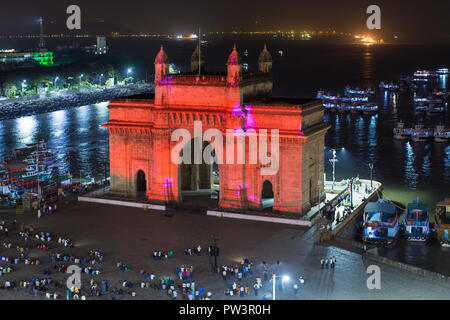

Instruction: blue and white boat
[403,200,430,241]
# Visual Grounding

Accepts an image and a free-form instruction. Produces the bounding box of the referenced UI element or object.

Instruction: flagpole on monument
[198,27,201,77]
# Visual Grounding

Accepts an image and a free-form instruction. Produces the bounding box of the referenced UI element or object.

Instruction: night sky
[0,0,449,41]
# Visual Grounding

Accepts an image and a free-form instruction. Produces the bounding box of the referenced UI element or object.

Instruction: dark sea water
[0,37,449,211]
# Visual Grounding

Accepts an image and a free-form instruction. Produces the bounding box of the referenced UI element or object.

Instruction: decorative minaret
[38,17,46,50]
[154,45,169,85]
[258,44,272,73]
[191,44,205,73]
[226,45,242,87]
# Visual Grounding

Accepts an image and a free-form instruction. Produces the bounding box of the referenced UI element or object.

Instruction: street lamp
[272,274,290,300]
[21,80,27,95]
[127,68,134,84]
[349,177,354,210]
[79,74,84,86]
[368,163,374,192]
[210,234,220,273]
[54,76,59,89]
[328,148,343,191]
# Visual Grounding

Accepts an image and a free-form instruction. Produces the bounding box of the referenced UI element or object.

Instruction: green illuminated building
[0,50,54,66]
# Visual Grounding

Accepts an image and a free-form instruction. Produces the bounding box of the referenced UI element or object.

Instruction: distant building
[96,36,108,55]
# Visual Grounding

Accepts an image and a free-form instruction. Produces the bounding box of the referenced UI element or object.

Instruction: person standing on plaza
[38,209,41,219]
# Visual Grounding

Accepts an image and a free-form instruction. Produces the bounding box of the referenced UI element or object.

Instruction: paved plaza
[1,199,450,300]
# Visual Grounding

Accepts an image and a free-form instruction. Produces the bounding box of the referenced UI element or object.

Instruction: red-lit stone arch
[105,48,329,215]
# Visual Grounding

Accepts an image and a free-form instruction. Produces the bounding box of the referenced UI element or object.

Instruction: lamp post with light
[126,68,134,84]
[329,148,344,191]
[272,274,290,300]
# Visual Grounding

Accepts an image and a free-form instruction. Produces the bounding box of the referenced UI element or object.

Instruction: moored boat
[426,104,445,115]
[362,104,378,115]
[434,125,450,142]
[436,68,449,75]
[379,81,399,91]
[403,199,430,241]
[410,125,433,142]
[363,198,400,245]
[393,121,411,140]
[435,198,450,246]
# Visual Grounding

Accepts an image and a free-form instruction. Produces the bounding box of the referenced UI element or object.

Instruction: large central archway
[177,138,219,207]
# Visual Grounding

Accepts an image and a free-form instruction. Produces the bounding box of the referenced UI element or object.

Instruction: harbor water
[0,39,448,212]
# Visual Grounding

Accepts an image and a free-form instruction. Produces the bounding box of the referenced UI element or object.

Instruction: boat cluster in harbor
[363,198,450,245]
[362,198,436,244]
[380,68,449,92]
[414,90,448,115]
[379,68,449,116]
[393,122,450,143]
[317,85,379,115]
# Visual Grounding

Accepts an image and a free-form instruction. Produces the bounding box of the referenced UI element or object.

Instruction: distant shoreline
[0,83,153,121]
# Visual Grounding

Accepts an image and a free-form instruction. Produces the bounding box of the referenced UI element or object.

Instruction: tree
[106,64,115,79]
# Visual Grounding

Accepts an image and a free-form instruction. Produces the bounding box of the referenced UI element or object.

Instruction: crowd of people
[184,245,202,255]
[152,250,173,260]
[220,259,254,282]
[175,265,194,280]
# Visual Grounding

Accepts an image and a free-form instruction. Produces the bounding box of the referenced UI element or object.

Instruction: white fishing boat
[436,68,449,75]
[410,125,434,142]
[336,103,348,114]
[414,70,439,79]
[362,104,378,115]
[379,81,399,91]
[414,95,443,104]
[426,104,445,115]
[393,122,411,140]
[434,125,450,142]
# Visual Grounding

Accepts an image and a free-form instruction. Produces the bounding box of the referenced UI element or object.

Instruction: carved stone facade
[104,45,329,215]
